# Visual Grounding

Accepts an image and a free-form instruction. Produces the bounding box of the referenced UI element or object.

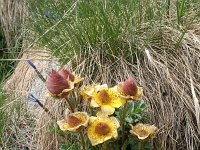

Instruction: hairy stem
[138,141,143,150]
[65,95,75,113]
[72,90,77,108]
[72,90,77,102]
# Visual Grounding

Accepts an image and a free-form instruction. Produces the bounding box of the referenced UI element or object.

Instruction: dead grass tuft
[0,0,26,48]
[139,25,200,149]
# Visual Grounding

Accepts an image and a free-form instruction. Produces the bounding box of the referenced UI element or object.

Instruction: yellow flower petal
[74,75,84,84]
[79,84,100,101]
[129,87,143,100]
[96,105,115,117]
[109,97,126,108]
[110,117,120,128]
[89,116,97,123]
[101,105,115,115]
[57,119,68,131]
[90,99,100,107]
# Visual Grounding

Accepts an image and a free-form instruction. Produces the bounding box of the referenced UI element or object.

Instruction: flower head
[57,111,89,132]
[115,78,143,100]
[59,69,75,81]
[90,86,126,115]
[122,78,138,96]
[129,123,158,141]
[79,83,101,101]
[87,115,120,146]
[46,70,74,97]
[59,69,84,86]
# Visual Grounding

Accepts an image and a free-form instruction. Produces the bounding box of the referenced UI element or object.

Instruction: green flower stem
[150,139,153,150]
[72,90,77,103]
[102,141,108,150]
[90,107,95,116]
[65,95,75,113]
[121,101,128,145]
[138,141,143,150]
[79,131,86,150]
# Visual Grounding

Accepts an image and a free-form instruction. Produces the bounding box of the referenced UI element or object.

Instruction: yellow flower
[57,111,89,132]
[90,87,126,114]
[129,123,158,141]
[87,115,120,146]
[114,78,143,100]
[79,84,106,101]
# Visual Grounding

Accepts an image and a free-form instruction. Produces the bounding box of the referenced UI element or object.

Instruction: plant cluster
[28,60,158,150]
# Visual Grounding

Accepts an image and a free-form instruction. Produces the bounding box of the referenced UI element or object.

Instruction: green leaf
[116,100,147,125]
[60,143,79,150]
[48,125,65,137]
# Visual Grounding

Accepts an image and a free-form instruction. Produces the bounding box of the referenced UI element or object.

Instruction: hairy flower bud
[59,69,75,81]
[46,70,69,95]
[122,78,138,96]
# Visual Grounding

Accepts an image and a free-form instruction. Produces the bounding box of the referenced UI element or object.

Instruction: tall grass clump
[27,0,199,59]
[0,0,28,149]
[27,0,173,62]
[0,0,27,81]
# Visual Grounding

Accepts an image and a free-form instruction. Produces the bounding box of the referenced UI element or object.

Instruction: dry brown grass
[140,26,200,149]
[2,48,60,149]
[0,0,26,48]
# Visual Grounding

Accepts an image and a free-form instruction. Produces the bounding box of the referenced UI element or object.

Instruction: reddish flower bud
[122,78,138,96]
[46,70,69,95]
[59,69,75,82]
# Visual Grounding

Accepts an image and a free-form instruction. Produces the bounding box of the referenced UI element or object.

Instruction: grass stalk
[167,0,171,18]
[79,131,86,150]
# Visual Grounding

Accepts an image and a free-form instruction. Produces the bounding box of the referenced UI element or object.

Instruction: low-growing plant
[28,60,158,150]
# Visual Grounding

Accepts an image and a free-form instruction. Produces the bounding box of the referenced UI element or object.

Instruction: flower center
[95,122,110,135]
[67,115,82,127]
[98,90,110,104]
[139,130,148,137]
